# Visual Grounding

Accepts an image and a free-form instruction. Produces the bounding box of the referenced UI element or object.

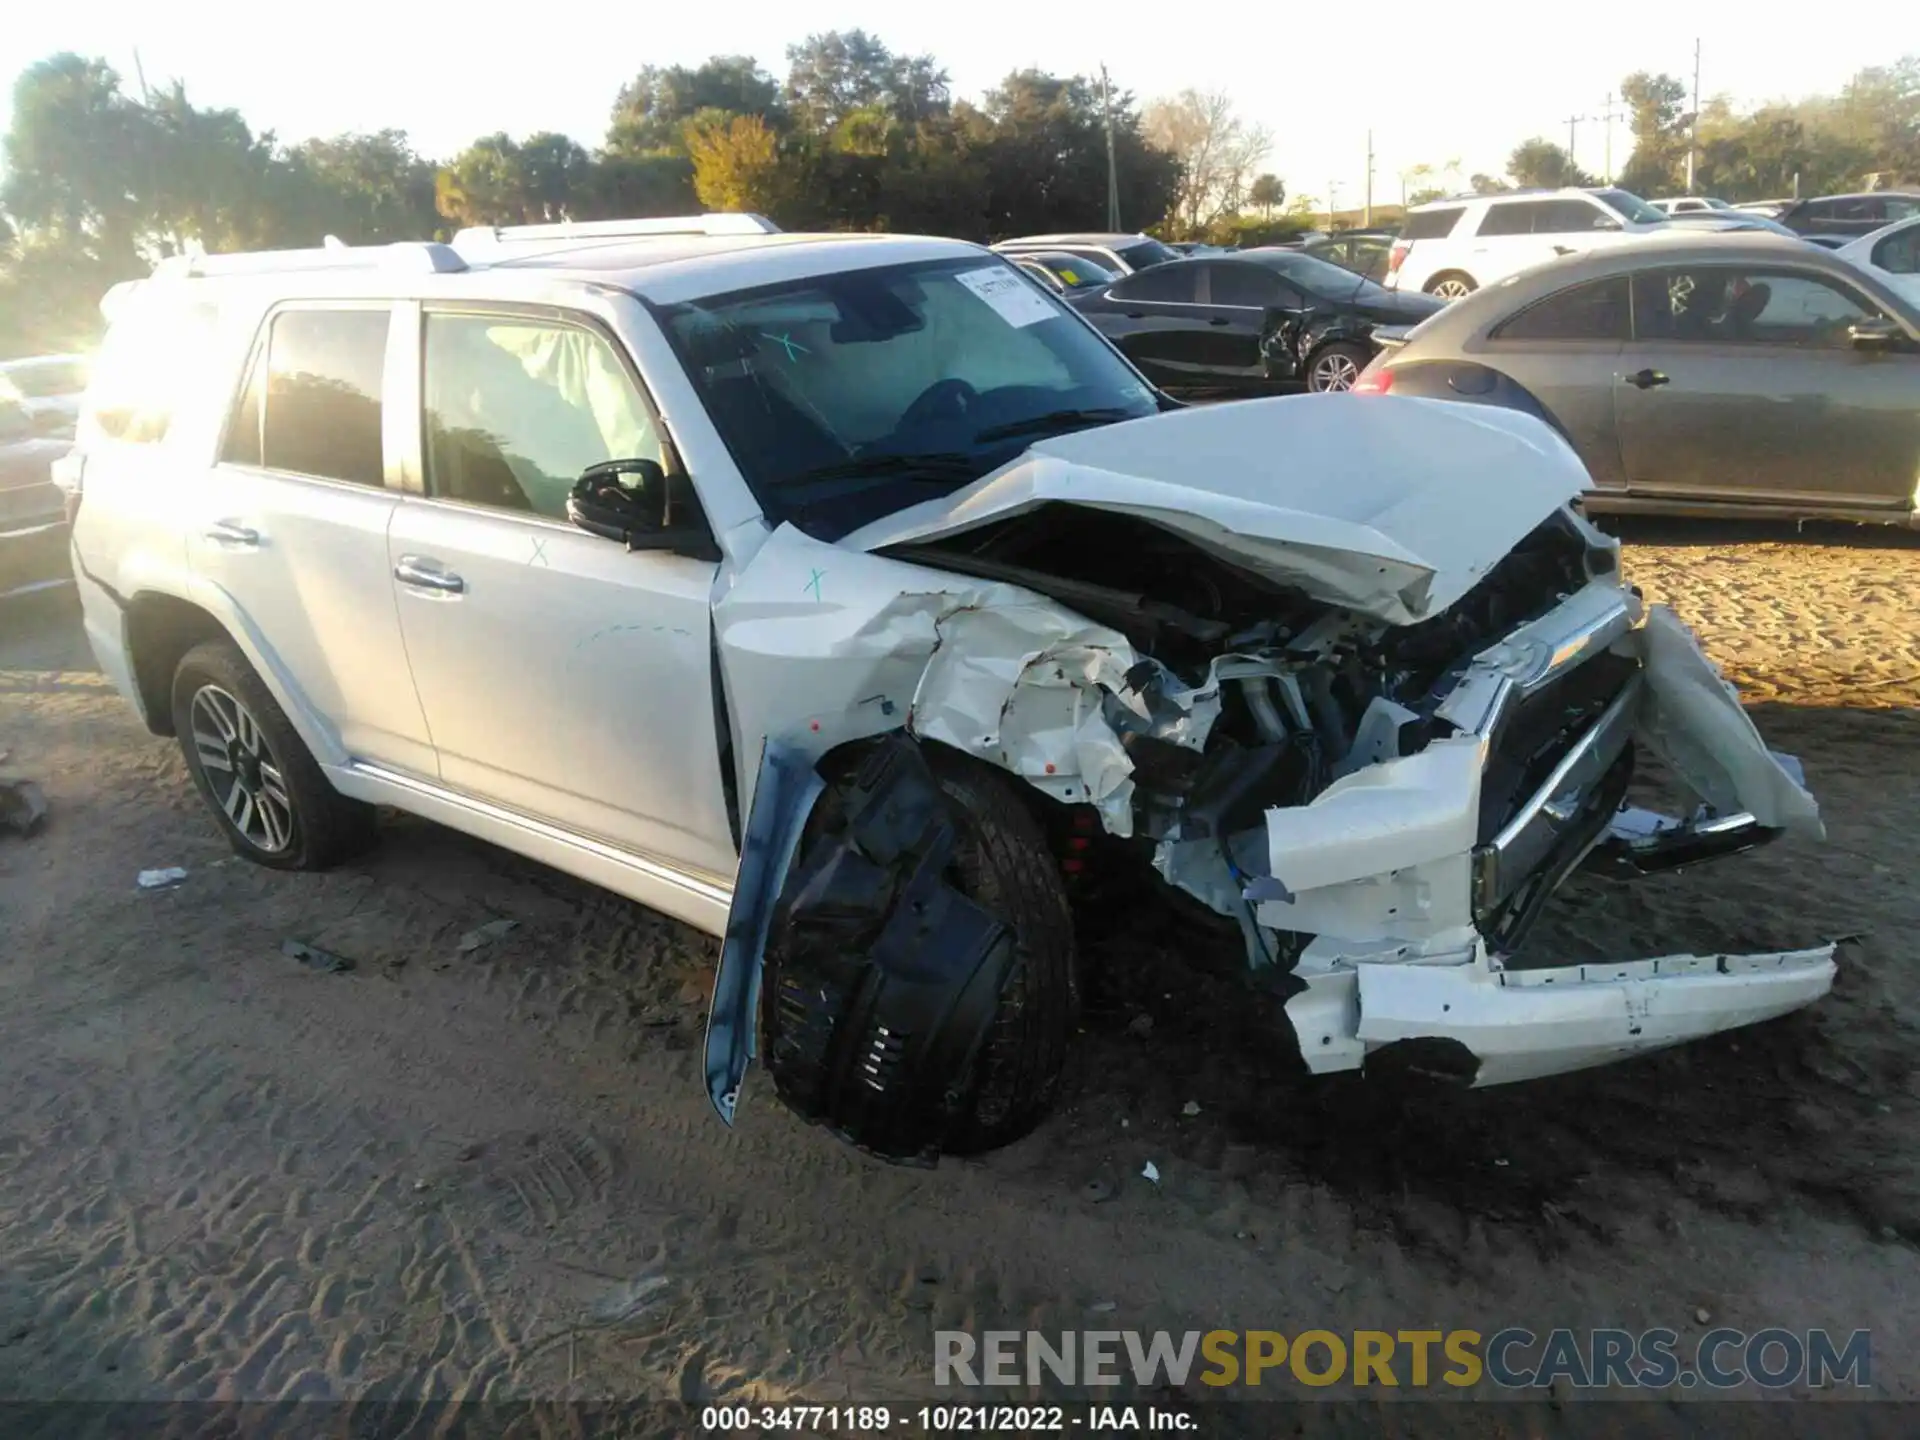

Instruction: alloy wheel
[1431,278,1473,301]
[1311,352,1361,392]
[189,684,295,854]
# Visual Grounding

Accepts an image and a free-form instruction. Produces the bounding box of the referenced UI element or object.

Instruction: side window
[1476,202,1549,237]
[1632,268,1882,347]
[423,313,662,519]
[1205,263,1281,307]
[1799,201,1834,227]
[83,298,221,446]
[1872,226,1920,275]
[1493,276,1630,341]
[1401,206,1464,240]
[1534,200,1619,232]
[1832,197,1881,227]
[223,308,390,484]
[1110,265,1198,304]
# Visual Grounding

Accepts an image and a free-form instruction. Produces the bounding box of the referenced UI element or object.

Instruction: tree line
[1490,59,1918,199]
[0,34,1294,358]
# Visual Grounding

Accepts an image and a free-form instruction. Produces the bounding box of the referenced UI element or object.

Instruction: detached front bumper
[1264,578,1834,1085]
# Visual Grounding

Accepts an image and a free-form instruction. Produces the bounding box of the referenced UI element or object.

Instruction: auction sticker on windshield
[955,266,1058,328]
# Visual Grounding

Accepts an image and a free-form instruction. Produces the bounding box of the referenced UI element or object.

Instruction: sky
[4,2,1915,219]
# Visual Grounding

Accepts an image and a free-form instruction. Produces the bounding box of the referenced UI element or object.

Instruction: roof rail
[152,240,468,279]
[451,213,781,248]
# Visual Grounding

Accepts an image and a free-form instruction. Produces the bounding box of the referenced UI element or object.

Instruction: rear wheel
[1426,272,1477,301]
[170,639,377,870]
[1306,342,1370,393]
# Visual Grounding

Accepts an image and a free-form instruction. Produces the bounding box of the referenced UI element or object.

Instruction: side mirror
[566,458,721,562]
[1848,317,1905,352]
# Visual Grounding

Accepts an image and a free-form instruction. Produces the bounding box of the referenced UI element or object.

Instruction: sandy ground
[2,520,1919,1437]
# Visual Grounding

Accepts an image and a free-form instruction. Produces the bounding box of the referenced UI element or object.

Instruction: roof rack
[151,240,469,279]
[452,213,781,248]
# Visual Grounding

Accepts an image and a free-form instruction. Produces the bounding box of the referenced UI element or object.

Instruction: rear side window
[1205,263,1282,307]
[223,308,390,486]
[1117,239,1181,270]
[82,297,221,445]
[1493,276,1630,341]
[1402,207,1463,240]
[1533,200,1618,232]
[1111,265,1198,303]
[1477,202,1551,237]
[1872,226,1920,275]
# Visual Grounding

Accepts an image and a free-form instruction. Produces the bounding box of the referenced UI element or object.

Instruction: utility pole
[1601,91,1620,183]
[131,47,151,102]
[1326,182,1340,232]
[1364,131,1375,226]
[1100,64,1121,232]
[1685,38,1701,194]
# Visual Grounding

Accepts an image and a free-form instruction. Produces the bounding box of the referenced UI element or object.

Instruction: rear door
[1086,264,1206,388]
[1614,262,1920,510]
[1467,200,1562,283]
[191,303,436,775]
[1481,273,1632,490]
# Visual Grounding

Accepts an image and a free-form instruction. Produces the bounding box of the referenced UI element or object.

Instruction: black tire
[169,638,377,870]
[1305,341,1371,393]
[927,753,1078,1154]
[1425,271,1477,300]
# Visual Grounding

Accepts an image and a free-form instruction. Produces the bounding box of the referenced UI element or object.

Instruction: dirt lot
[2,521,1919,1436]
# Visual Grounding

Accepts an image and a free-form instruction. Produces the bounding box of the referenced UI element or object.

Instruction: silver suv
[61,213,1836,1163]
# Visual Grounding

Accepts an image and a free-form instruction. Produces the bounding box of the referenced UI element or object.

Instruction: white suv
[61,212,1836,1163]
[1385,188,1670,299]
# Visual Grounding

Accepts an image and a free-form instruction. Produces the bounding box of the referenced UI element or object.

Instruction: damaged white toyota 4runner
[65,221,1833,1166]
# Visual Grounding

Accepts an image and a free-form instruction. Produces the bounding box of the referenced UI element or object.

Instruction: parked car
[1837,213,1920,308]
[1356,232,1920,526]
[1069,250,1443,394]
[992,232,1182,276]
[1774,191,1920,241]
[0,354,89,440]
[1802,235,1851,250]
[0,395,75,600]
[1650,197,1732,215]
[1731,199,1790,217]
[1010,251,1120,295]
[1385,187,1671,299]
[1167,242,1237,257]
[1658,213,1806,239]
[1299,230,1396,281]
[62,217,1834,1163]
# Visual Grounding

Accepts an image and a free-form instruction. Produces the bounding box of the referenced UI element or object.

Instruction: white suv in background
[1385,188,1670,299]
[56,212,1834,1166]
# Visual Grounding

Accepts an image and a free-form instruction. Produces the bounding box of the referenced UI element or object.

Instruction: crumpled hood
[840,394,1594,625]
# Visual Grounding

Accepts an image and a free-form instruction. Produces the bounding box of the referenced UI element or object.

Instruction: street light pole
[1364,131,1374,226]
[1100,64,1121,232]
[1685,38,1701,194]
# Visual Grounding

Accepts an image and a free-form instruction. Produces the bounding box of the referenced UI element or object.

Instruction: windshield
[1118,238,1181,270]
[1594,189,1668,225]
[1265,251,1395,303]
[1034,254,1117,289]
[657,257,1159,538]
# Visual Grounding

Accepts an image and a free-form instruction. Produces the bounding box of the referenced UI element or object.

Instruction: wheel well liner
[126,593,229,737]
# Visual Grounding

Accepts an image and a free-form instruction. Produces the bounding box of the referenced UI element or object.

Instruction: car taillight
[1352,367,1394,395]
[1386,241,1409,276]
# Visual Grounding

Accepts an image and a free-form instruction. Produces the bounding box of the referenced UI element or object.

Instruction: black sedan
[1068,250,1443,395]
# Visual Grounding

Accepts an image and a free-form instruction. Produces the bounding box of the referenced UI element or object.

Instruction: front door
[1198,262,1302,390]
[190,303,436,776]
[1479,274,1631,490]
[1093,264,1207,389]
[385,305,737,883]
[1615,263,1920,510]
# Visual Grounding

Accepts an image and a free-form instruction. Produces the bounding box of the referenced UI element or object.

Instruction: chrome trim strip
[350,761,735,907]
[1475,672,1644,910]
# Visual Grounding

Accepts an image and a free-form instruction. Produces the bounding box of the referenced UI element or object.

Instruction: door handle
[203,520,260,548]
[393,556,466,595]
[1124,311,1146,319]
[1208,317,1231,326]
[1622,368,1670,390]
[1552,245,1577,256]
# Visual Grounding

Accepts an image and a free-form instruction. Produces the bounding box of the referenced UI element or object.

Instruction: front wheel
[1306,342,1370,393]
[1426,272,1477,301]
[761,741,1078,1160]
[170,639,377,870]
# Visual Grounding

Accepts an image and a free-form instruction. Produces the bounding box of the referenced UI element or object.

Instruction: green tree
[1248,173,1285,219]
[1506,136,1591,189]
[1618,70,1689,196]
[785,31,949,132]
[684,114,794,213]
[285,130,440,243]
[608,57,782,155]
